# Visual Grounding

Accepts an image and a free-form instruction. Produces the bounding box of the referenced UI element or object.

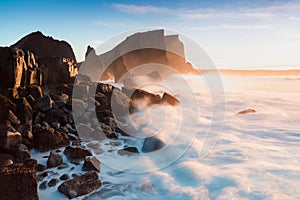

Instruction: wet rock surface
[58,171,102,198]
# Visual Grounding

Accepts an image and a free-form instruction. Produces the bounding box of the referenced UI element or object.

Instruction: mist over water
[79,74,299,200]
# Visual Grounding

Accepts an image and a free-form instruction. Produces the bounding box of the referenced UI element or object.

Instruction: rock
[44,108,68,125]
[72,98,87,120]
[117,147,139,156]
[0,125,22,152]
[48,178,59,187]
[28,85,43,99]
[50,93,68,107]
[37,164,46,172]
[0,153,15,167]
[0,48,27,90]
[39,181,47,190]
[34,94,53,112]
[0,159,38,200]
[60,174,70,180]
[13,143,30,162]
[63,146,92,162]
[7,110,20,125]
[51,122,60,130]
[32,126,70,151]
[10,31,78,85]
[57,162,69,170]
[0,94,17,125]
[237,109,256,115]
[47,151,63,168]
[58,171,102,199]
[73,84,90,98]
[82,157,101,172]
[161,92,179,106]
[142,136,165,153]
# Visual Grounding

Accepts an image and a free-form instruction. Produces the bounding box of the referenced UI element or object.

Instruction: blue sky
[1,0,300,69]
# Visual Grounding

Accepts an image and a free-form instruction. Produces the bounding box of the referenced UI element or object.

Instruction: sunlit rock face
[11,31,78,86]
[80,29,198,83]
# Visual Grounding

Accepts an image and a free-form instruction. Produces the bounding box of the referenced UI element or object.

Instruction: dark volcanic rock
[0,159,38,200]
[34,94,53,112]
[142,136,165,153]
[0,125,22,152]
[117,147,139,156]
[44,108,68,125]
[32,126,70,151]
[11,31,76,60]
[28,85,43,99]
[48,178,59,187]
[58,171,102,199]
[82,157,101,172]
[60,173,70,180]
[47,151,63,168]
[13,143,30,162]
[15,97,32,125]
[0,94,17,125]
[0,153,15,167]
[63,146,92,162]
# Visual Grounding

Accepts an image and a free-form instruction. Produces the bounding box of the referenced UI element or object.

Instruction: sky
[1,0,300,69]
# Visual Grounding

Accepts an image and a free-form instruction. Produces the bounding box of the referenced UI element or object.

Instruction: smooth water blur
[37,75,300,200]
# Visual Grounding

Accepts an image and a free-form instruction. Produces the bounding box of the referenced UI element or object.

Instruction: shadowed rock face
[11,31,76,60]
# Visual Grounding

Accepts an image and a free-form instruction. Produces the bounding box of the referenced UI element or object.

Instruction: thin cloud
[112,3,169,14]
[289,16,300,21]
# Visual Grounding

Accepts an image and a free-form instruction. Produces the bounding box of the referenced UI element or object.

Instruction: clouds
[112,3,169,14]
[111,1,300,21]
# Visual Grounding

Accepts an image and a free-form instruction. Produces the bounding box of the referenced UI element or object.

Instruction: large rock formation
[0,159,38,200]
[80,29,197,82]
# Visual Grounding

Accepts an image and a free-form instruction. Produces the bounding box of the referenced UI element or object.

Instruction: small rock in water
[117,147,139,156]
[63,146,92,162]
[57,162,68,170]
[47,151,63,168]
[82,156,101,172]
[237,109,256,115]
[142,136,165,153]
[60,174,70,180]
[48,178,59,187]
[39,181,47,190]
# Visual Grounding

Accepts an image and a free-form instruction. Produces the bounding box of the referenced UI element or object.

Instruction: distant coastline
[199,69,300,76]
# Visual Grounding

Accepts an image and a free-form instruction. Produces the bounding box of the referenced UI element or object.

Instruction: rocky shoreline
[0,31,179,199]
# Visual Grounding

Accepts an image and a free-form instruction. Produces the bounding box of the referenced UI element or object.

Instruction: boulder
[47,151,63,168]
[0,153,15,167]
[44,108,68,125]
[58,171,102,199]
[0,159,38,200]
[7,110,20,125]
[0,125,22,152]
[34,94,53,112]
[82,157,101,172]
[117,147,139,156]
[32,126,70,151]
[13,143,30,162]
[15,97,32,125]
[28,85,43,99]
[48,178,59,187]
[142,136,165,153]
[60,174,70,181]
[63,146,92,162]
